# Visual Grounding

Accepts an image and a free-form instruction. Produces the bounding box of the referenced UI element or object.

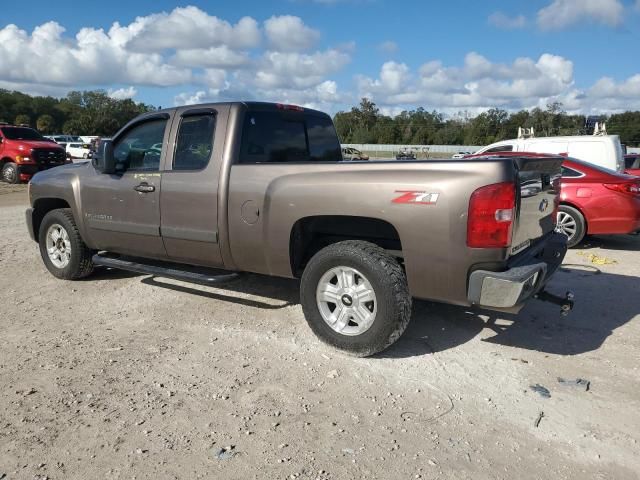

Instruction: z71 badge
[392,191,440,205]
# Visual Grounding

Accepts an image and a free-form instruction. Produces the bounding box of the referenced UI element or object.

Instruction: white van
[474,135,625,172]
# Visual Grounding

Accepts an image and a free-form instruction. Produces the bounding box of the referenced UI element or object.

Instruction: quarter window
[173,114,216,171]
[113,119,167,172]
[561,166,583,177]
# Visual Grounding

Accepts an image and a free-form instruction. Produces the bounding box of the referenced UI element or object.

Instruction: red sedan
[464,151,640,247]
[558,158,640,247]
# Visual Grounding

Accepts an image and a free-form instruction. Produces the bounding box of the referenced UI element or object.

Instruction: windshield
[1,126,45,141]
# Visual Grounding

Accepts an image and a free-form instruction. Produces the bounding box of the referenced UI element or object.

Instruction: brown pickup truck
[25,102,572,356]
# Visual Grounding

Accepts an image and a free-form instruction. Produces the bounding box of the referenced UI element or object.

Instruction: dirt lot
[1,185,639,480]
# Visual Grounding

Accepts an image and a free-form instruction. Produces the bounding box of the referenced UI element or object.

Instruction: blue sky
[1,0,639,115]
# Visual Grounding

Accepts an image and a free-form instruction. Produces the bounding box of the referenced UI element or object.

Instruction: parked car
[624,154,640,176]
[44,135,75,149]
[341,147,369,161]
[26,102,572,356]
[466,151,640,247]
[66,142,92,159]
[0,123,67,183]
[396,147,417,160]
[474,134,625,172]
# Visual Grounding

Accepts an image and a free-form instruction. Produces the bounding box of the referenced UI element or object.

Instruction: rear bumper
[468,232,567,311]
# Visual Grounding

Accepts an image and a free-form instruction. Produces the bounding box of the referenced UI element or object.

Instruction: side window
[561,166,583,177]
[173,114,216,171]
[113,119,167,172]
[485,144,513,153]
[238,111,341,164]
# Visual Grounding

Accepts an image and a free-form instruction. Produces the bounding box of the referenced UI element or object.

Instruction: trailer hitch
[534,290,575,316]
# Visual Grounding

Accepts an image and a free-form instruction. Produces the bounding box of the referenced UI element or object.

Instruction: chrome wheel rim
[46,223,72,268]
[2,164,16,183]
[556,211,577,240]
[316,266,377,336]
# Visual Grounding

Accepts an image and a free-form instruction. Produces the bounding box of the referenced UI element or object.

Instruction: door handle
[134,182,155,193]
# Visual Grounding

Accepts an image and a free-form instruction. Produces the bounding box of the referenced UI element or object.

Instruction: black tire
[2,162,19,184]
[300,240,412,357]
[38,208,95,280]
[557,205,586,248]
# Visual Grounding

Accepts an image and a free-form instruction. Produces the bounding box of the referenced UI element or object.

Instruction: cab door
[80,114,172,259]
[159,105,229,268]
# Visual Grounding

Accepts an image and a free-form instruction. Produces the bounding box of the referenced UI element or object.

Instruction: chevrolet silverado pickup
[26,102,572,356]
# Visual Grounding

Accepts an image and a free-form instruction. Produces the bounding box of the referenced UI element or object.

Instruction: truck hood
[11,140,65,151]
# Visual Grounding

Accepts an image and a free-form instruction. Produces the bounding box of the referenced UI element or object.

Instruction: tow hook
[534,290,575,316]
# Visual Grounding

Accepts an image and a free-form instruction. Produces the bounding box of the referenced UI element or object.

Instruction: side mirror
[93,139,116,174]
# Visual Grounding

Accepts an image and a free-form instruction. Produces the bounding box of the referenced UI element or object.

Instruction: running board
[92,253,241,286]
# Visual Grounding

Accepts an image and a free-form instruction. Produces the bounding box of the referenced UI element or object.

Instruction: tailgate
[510,156,563,256]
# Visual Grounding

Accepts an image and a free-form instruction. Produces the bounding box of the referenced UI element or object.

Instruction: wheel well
[1,157,13,165]
[560,201,588,231]
[32,198,71,241]
[289,216,402,277]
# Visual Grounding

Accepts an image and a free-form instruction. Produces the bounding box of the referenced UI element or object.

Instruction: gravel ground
[1,187,639,480]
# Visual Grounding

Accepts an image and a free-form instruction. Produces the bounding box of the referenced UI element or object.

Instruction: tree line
[334,98,640,147]
[2,89,640,147]
[0,89,154,136]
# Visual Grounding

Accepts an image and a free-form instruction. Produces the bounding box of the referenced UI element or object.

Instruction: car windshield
[1,127,45,141]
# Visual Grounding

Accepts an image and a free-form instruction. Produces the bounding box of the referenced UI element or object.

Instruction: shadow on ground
[381,265,640,359]
[93,263,639,359]
[577,234,640,252]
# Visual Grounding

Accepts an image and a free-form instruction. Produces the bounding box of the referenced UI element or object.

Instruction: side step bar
[92,253,241,286]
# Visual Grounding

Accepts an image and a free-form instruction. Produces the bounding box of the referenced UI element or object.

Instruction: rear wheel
[2,162,19,184]
[300,240,412,357]
[556,205,586,248]
[38,208,95,279]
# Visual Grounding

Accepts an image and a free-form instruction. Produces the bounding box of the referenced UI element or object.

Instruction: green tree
[14,114,31,126]
[36,114,55,133]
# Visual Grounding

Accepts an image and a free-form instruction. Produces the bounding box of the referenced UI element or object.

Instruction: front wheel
[556,205,586,248]
[2,162,19,184]
[38,208,95,280]
[300,241,412,357]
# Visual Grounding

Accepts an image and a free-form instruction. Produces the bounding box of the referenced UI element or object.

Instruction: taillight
[603,182,640,196]
[467,182,516,248]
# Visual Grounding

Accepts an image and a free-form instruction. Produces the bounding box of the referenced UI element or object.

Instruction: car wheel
[83,153,88,159]
[2,162,19,184]
[556,205,586,248]
[38,208,95,280]
[300,240,412,357]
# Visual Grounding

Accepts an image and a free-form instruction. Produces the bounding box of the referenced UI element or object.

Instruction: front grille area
[32,148,66,167]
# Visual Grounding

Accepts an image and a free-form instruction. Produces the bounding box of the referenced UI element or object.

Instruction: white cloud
[115,7,261,51]
[488,12,527,30]
[264,15,320,52]
[253,49,350,89]
[171,45,249,68]
[378,41,398,55]
[108,86,137,100]
[357,53,577,112]
[537,0,624,30]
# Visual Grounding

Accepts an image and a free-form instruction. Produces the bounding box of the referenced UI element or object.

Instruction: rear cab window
[239,109,342,164]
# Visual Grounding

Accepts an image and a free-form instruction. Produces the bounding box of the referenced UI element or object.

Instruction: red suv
[0,124,67,184]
